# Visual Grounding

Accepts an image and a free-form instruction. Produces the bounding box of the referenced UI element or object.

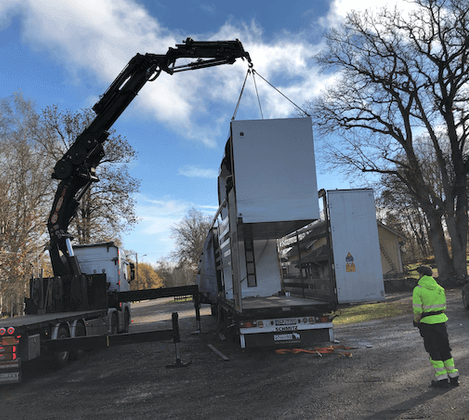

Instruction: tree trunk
[425,209,456,284]
[445,199,468,282]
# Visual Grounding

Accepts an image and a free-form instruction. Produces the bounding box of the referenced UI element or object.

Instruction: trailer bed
[222,295,336,318]
[0,310,108,332]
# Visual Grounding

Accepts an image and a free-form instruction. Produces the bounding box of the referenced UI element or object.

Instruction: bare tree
[378,175,433,262]
[0,93,50,314]
[36,105,141,244]
[308,0,469,283]
[170,208,211,278]
[155,258,174,288]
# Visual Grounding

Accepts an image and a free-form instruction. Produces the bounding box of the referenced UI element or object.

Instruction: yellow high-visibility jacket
[413,275,448,324]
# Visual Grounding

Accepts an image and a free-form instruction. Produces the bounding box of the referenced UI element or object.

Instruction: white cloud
[178,166,218,179]
[322,0,418,28]
[0,1,22,30]
[135,195,216,235]
[0,1,338,145]
[1,0,420,148]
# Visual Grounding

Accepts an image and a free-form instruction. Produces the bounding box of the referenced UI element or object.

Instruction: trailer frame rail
[45,312,191,368]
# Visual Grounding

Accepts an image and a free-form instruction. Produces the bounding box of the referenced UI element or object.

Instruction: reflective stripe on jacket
[412,275,448,324]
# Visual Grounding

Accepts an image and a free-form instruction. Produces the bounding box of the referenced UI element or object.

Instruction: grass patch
[332,300,413,326]
[167,296,193,303]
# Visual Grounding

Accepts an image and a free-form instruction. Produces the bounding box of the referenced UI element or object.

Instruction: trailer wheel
[110,312,118,335]
[121,309,130,334]
[54,326,70,369]
[71,322,86,360]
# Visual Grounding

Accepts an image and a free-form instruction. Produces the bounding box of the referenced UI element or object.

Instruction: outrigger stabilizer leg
[166,312,192,368]
[192,293,202,335]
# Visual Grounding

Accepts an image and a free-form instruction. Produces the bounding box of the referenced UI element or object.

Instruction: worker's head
[416,265,433,277]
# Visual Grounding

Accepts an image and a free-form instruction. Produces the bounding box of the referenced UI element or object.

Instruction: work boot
[431,379,449,388]
[449,377,459,386]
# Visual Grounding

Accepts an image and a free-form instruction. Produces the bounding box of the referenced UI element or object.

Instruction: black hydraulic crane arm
[47,38,252,277]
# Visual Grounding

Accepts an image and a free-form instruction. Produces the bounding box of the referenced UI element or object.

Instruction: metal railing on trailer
[46,312,191,368]
[116,285,202,333]
[48,285,202,368]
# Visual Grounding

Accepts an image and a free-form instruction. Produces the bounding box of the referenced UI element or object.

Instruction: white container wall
[328,189,385,303]
[231,117,320,235]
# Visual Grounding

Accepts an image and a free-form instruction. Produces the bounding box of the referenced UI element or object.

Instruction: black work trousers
[418,322,452,361]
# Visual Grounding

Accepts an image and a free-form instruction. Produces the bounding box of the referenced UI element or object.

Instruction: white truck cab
[73,242,133,333]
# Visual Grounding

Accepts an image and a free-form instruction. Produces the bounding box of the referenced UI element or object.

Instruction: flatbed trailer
[0,309,109,384]
[0,310,108,332]
[0,285,200,385]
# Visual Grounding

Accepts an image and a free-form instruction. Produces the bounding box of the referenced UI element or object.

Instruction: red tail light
[0,336,19,361]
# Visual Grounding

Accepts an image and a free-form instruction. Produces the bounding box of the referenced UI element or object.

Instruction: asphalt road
[2,289,469,420]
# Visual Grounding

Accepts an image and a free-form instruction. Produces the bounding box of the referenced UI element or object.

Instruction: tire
[462,284,469,309]
[54,325,70,369]
[110,312,118,335]
[121,309,130,334]
[71,322,86,360]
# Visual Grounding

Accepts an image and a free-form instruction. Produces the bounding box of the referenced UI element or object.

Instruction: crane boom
[47,38,252,277]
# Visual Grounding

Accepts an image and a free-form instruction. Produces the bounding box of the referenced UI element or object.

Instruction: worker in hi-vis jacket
[413,265,459,388]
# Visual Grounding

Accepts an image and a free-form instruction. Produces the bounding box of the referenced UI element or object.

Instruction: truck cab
[73,242,133,333]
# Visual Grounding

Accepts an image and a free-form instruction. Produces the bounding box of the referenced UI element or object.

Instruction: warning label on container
[346,252,356,272]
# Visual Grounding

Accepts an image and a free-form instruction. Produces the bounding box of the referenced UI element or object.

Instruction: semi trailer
[196,118,385,348]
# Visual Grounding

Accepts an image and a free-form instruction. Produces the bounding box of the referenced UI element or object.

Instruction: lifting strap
[232,68,311,121]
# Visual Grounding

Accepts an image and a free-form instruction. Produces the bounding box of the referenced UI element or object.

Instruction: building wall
[378,226,403,277]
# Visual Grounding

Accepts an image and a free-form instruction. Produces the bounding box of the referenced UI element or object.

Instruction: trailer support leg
[166,312,192,368]
[192,293,201,334]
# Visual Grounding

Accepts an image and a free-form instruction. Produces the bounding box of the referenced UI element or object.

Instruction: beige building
[377,222,406,280]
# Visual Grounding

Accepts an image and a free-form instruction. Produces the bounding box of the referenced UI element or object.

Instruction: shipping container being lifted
[197,117,385,348]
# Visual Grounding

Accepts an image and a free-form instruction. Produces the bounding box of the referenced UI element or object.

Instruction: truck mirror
[129,262,136,282]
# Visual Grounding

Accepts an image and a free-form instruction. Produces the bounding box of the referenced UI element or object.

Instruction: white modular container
[230,117,320,238]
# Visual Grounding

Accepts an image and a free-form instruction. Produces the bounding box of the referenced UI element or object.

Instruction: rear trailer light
[0,327,16,336]
[239,321,257,328]
[318,315,332,323]
[239,320,265,328]
[0,336,19,361]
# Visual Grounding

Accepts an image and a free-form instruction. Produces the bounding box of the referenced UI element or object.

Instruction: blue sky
[0,0,408,265]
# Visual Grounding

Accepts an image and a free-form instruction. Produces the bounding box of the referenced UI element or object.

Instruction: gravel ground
[2,288,469,420]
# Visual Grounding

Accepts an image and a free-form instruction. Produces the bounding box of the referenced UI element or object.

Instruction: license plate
[0,371,20,383]
[274,332,301,342]
[275,318,297,326]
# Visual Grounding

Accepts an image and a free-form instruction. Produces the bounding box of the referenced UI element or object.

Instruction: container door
[328,189,385,303]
